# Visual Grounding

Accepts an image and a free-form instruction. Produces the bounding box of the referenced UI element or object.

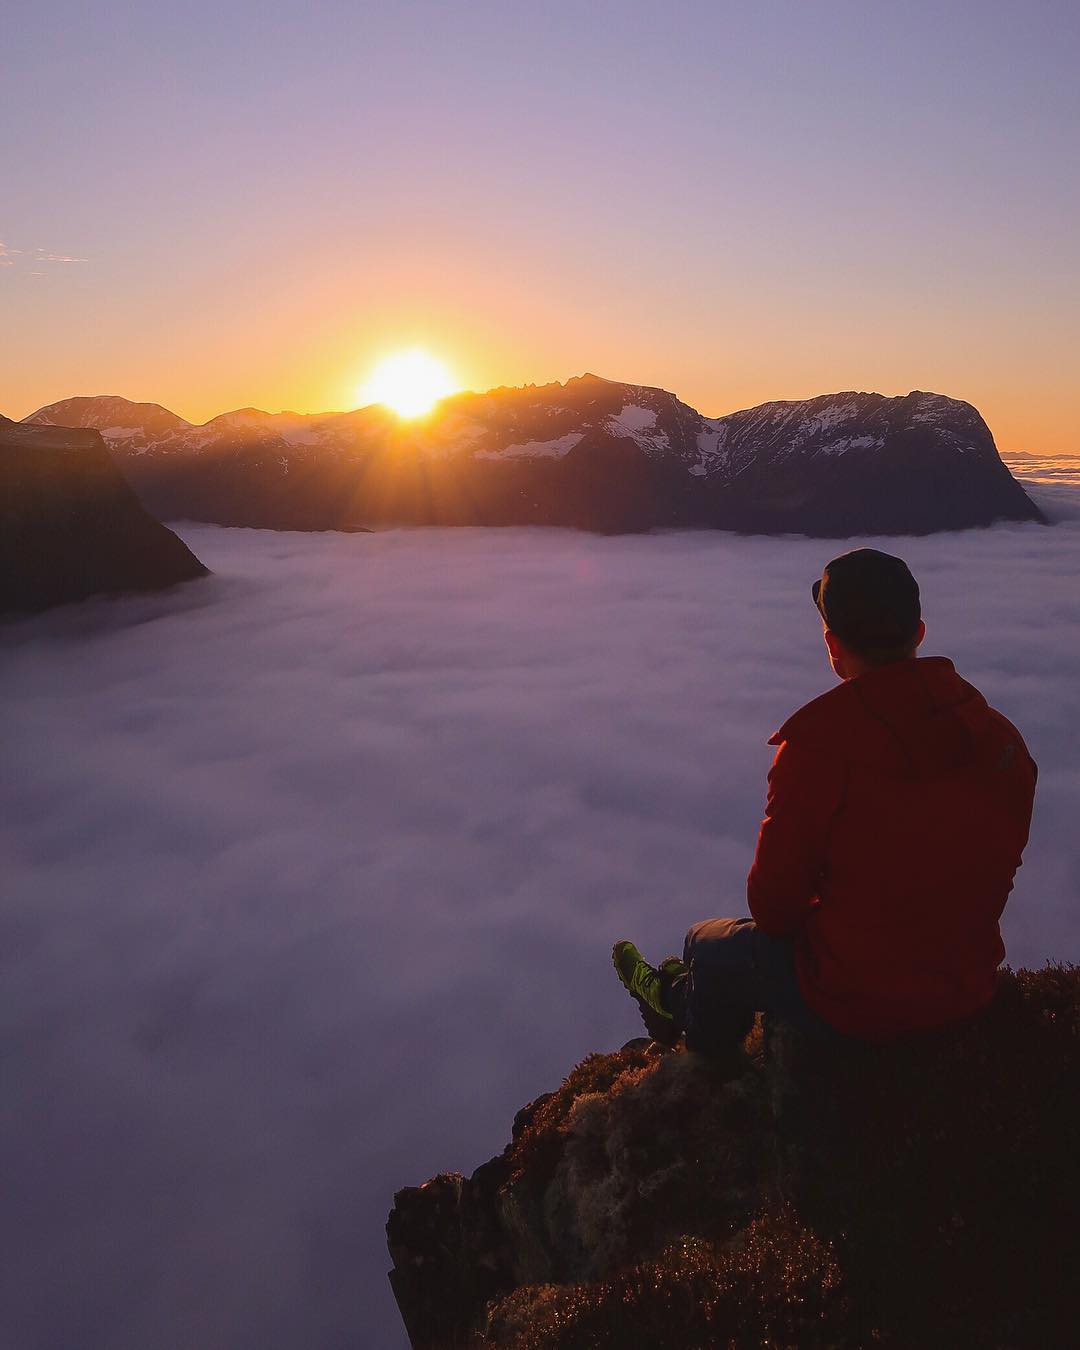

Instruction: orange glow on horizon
[4,316,1077,458]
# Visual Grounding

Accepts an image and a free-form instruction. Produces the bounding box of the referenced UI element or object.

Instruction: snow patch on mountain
[603,403,672,456]
[426,417,489,457]
[800,402,863,434]
[910,393,971,422]
[692,422,731,475]
[474,432,584,460]
[817,434,884,455]
[607,404,657,435]
[273,426,323,447]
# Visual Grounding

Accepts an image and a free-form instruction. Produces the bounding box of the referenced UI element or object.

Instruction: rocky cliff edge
[387,966,1080,1348]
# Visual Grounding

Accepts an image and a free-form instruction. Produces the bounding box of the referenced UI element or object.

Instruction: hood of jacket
[769,657,995,782]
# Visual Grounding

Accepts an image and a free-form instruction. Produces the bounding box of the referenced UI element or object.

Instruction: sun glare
[358,349,460,419]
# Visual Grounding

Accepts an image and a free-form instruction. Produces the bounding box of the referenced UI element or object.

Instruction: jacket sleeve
[746,738,847,936]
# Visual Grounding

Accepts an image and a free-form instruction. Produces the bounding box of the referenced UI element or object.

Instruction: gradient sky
[3,0,1078,450]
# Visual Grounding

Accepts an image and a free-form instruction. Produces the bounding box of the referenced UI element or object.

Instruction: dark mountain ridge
[26,376,1045,536]
[0,416,208,614]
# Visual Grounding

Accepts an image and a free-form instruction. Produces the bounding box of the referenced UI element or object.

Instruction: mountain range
[23,375,1044,535]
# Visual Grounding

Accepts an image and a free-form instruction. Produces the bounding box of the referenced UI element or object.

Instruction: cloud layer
[4,472,1079,1349]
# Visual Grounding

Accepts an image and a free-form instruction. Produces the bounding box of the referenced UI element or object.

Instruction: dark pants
[671,917,838,1055]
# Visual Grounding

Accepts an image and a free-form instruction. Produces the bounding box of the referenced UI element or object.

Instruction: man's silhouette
[614,549,1037,1051]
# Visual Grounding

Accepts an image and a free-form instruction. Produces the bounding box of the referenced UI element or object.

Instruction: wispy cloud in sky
[3,472,1078,1349]
[0,240,88,273]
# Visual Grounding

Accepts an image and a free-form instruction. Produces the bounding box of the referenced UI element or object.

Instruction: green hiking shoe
[612,942,687,1046]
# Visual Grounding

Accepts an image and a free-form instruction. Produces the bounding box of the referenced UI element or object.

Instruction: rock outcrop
[26,377,1045,536]
[0,416,208,614]
[387,966,1080,1348]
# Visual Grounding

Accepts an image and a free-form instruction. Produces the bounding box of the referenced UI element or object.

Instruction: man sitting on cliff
[613,548,1038,1052]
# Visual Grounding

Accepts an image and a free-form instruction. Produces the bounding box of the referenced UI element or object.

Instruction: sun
[357,348,460,419]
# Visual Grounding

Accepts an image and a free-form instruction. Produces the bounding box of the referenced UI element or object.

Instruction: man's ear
[914,619,926,649]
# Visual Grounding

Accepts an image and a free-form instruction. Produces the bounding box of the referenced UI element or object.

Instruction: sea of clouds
[4,464,1079,1350]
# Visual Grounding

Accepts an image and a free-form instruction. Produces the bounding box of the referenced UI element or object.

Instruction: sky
[2,0,1078,450]
[3,465,1078,1350]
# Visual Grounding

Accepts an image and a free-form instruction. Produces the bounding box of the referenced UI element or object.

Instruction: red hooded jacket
[747,657,1036,1040]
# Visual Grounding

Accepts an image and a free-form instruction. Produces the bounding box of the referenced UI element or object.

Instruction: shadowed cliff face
[0,417,208,614]
[387,966,1080,1349]
[25,378,1044,536]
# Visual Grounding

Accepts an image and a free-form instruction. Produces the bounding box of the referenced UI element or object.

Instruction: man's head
[812,548,925,680]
